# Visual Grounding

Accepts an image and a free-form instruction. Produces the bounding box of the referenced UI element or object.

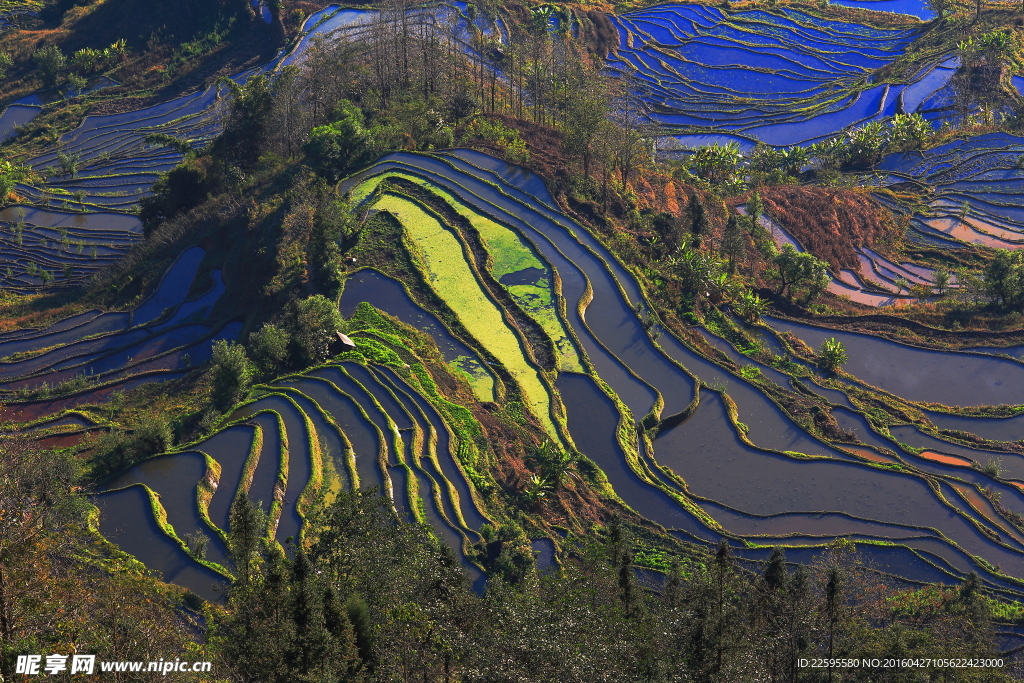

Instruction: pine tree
[290,549,364,681]
[618,551,638,617]
[227,491,266,585]
[690,191,709,249]
[823,565,844,683]
[763,547,787,593]
[753,546,790,679]
[786,565,811,681]
[713,540,733,677]
[344,593,373,671]
[291,548,331,678]
[324,587,367,679]
[745,191,775,259]
[721,213,746,274]
[665,558,684,610]
[218,544,295,683]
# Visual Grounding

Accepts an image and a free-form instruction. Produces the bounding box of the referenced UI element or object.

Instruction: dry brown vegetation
[755,186,903,271]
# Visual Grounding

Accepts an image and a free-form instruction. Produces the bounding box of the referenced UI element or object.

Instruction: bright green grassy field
[373,192,557,438]
[352,169,582,372]
[464,206,582,373]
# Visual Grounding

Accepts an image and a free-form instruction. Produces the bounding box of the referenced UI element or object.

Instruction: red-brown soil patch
[753,186,900,272]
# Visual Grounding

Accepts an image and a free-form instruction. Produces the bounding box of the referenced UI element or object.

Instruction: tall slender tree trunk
[1,563,14,679]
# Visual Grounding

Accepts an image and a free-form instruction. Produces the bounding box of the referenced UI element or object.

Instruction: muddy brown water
[890,424,1024,481]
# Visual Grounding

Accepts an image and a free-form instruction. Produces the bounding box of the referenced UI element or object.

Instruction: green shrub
[133,413,173,456]
[210,340,254,411]
[462,118,529,165]
[0,160,33,205]
[309,198,349,299]
[294,295,344,366]
[88,413,173,480]
[818,338,849,373]
[249,323,291,377]
[304,101,375,182]
[773,245,830,304]
[138,157,211,234]
[33,45,66,86]
[71,47,104,74]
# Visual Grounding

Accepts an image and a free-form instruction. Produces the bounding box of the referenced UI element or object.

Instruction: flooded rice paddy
[9,2,1024,598]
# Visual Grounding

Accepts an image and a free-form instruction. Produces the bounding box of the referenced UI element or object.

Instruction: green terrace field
[6,0,1024,676]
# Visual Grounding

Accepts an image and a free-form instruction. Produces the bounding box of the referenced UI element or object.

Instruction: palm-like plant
[671,245,726,313]
[522,474,552,504]
[0,160,33,205]
[808,136,847,171]
[527,441,580,490]
[734,290,768,323]
[933,267,951,296]
[888,113,931,152]
[708,271,739,304]
[779,146,809,176]
[747,143,783,174]
[57,150,82,179]
[818,338,849,373]
[109,39,129,60]
[690,142,743,184]
[845,120,887,168]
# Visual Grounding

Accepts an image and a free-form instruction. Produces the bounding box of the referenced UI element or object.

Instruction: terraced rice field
[371,192,557,436]
[0,247,236,423]
[878,133,1024,250]
[609,5,941,147]
[0,83,223,288]
[13,143,1024,599]
[740,205,932,307]
[76,148,1012,598]
[0,1,506,291]
[6,1,1024,605]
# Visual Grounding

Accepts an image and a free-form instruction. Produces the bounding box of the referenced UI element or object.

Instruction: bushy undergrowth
[87,411,172,480]
[208,490,1018,682]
